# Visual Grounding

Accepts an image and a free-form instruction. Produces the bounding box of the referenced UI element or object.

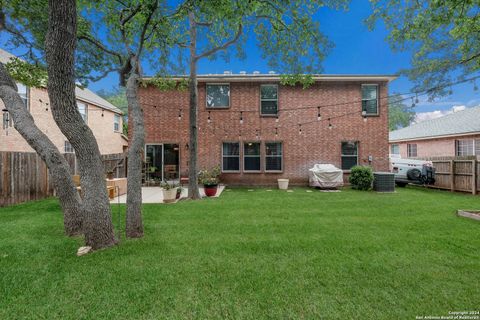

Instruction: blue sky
[1,0,478,118]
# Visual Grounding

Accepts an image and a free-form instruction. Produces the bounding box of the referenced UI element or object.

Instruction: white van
[389,156,436,187]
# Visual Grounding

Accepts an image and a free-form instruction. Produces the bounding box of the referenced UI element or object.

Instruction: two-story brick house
[0,48,128,155]
[138,73,396,185]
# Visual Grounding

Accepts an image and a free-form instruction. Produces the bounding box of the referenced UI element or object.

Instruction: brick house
[138,73,396,185]
[389,106,480,158]
[0,48,128,155]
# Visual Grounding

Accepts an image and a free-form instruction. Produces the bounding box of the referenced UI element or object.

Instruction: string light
[255,129,259,139]
[2,108,11,135]
[101,110,104,117]
[298,124,302,135]
[415,93,419,104]
[178,109,182,120]
[275,127,278,137]
[275,114,279,123]
[411,97,415,108]
[207,111,211,124]
[317,107,321,121]
[328,118,333,130]
[239,111,243,124]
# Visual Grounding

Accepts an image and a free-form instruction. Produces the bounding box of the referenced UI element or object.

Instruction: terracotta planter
[204,184,218,197]
[162,187,178,203]
[277,179,289,190]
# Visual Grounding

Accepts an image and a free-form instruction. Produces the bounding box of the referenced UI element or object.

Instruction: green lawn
[0,187,479,319]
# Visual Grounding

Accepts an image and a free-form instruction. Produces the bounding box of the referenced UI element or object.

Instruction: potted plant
[106,169,114,180]
[161,181,178,203]
[198,166,221,197]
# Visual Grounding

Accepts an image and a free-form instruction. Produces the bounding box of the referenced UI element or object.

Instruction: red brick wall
[138,80,390,185]
[390,134,480,158]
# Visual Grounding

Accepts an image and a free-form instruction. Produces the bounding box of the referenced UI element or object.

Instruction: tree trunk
[125,57,144,238]
[45,0,116,250]
[0,64,83,236]
[188,12,201,200]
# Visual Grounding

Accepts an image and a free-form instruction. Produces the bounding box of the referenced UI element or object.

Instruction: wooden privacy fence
[0,151,127,207]
[417,156,479,195]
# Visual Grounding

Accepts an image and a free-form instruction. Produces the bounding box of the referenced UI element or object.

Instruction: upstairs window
[265,142,282,171]
[17,83,29,109]
[206,84,230,108]
[244,142,261,172]
[341,141,358,170]
[361,84,378,115]
[77,101,88,123]
[64,141,74,153]
[260,84,278,115]
[222,142,240,172]
[114,114,121,132]
[407,143,417,158]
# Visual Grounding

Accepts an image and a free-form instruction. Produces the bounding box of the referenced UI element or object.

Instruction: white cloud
[414,105,467,123]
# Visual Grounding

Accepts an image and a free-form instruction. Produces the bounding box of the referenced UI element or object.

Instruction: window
[361,84,378,115]
[244,142,261,171]
[17,83,29,109]
[77,101,87,122]
[265,142,282,171]
[390,144,400,155]
[64,141,74,153]
[456,139,475,156]
[260,84,278,115]
[114,114,121,132]
[222,142,240,172]
[341,141,358,170]
[407,144,417,158]
[206,84,230,108]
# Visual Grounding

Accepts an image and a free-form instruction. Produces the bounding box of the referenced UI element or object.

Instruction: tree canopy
[368,1,480,97]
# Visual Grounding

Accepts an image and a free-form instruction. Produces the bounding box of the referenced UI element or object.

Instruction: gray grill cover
[308,164,344,188]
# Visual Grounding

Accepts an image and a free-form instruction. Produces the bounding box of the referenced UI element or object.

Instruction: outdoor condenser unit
[373,172,395,192]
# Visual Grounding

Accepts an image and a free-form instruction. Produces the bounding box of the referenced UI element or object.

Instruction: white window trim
[407,143,417,158]
[260,84,279,116]
[390,144,400,155]
[206,83,231,109]
[361,84,379,116]
[264,141,283,172]
[77,101,88,123]
[64,141,75,154]
[456,139,476,156]
[341,141,358,170]
[114,114,121,132]
[221,141,240,173]
[243,142,262,173]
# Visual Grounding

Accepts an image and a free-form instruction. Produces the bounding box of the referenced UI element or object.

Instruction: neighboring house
[0,48,128,155]
[389,106,480,158]
[138,73,396,185]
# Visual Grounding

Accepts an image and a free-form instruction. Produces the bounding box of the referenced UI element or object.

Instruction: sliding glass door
[145,144,179,183]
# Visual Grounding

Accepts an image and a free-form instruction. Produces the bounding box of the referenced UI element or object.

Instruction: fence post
[450,160,455,192]
[473,159,477,195]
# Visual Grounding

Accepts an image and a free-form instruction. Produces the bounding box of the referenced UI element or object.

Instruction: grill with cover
[308,164,344,188]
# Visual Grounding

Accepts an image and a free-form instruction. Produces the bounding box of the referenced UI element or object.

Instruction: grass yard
[0,187,479,319]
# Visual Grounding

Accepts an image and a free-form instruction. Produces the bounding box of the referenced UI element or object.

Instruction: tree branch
[78,35,123,64]
[194,23,243,61]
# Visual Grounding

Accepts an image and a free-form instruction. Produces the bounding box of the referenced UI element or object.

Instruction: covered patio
[110,185,226,204]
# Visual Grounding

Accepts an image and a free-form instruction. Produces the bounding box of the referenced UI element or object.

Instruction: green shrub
[349,166,373,190]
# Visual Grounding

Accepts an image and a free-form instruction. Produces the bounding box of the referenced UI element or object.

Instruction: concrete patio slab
[110,185,225,204]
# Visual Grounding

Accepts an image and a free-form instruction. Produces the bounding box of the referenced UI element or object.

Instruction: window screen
[206,84,230,108]
[222,142,240,171]
[244,142,261,171]
[341,141,358,170]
